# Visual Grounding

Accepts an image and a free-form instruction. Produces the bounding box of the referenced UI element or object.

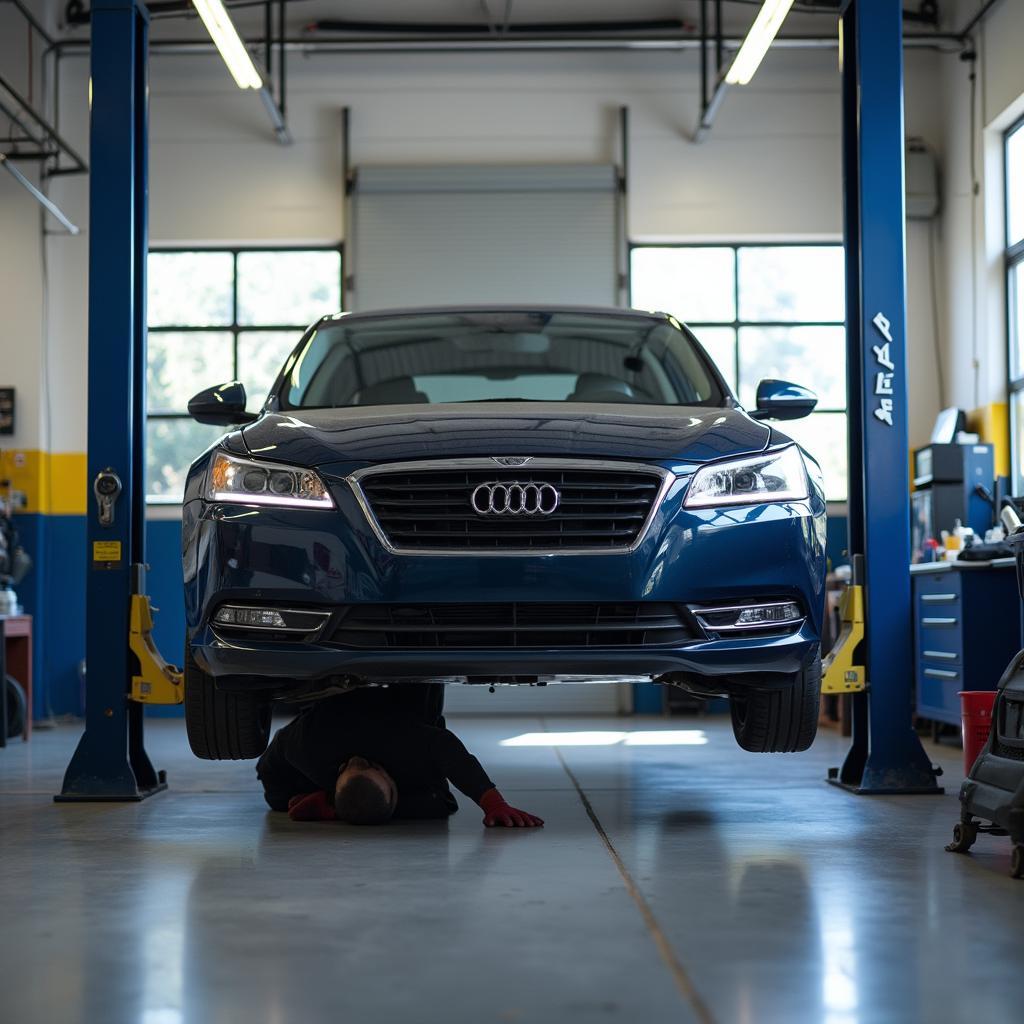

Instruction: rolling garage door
[350,164,625,714]
[349,164,620,310]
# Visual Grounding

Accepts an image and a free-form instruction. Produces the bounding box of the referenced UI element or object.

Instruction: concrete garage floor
[0,714,1020,1024]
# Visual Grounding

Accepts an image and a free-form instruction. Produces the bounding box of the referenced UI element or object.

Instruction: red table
[1,614,32,742]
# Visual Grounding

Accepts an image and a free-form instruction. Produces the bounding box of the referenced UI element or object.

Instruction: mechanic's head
[334,756,397,825]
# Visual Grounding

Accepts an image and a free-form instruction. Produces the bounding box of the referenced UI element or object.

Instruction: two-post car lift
[57,0,941,799]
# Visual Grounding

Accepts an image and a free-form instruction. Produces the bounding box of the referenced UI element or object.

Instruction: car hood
[240,403,771,470]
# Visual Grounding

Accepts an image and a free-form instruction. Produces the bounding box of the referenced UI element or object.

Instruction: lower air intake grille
[330,603,693,650]
[355,464,665,551]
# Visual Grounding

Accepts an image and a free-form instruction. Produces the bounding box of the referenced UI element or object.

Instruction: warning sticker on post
[92,540,122,569]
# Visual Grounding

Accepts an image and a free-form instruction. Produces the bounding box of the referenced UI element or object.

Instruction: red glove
[287,791,335,822]
[478,787,544,828]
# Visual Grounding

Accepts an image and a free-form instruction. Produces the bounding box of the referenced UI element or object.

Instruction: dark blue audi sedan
[181,307,827,760]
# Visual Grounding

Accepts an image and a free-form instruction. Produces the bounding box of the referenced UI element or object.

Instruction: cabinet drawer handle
[921,593,958,603]
[924,668,960,679]
[923,650,958,661]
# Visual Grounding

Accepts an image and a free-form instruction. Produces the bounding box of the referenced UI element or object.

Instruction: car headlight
[684,445,809,509]
[206,450,335,509]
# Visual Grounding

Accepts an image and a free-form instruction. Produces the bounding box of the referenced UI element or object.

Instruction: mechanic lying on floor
[256,684,544,828]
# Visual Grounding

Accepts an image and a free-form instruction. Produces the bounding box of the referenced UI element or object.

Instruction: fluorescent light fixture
[192,0,263,90]
[500,730,708,747]
[724,0,795,86]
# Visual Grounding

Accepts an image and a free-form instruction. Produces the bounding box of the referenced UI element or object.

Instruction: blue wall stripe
[13,514,87,719]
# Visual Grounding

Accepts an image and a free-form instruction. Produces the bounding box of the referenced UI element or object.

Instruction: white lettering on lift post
[871,312,895,427]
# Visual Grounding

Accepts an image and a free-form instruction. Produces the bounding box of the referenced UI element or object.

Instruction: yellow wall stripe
[968,402,1009,479]
[0,450,87,515]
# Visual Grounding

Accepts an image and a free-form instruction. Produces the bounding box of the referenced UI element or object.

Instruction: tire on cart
[5,675,26,739]
[945,821,978,854]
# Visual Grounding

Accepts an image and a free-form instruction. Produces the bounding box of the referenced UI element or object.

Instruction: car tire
[5,675,26,739]
[729,648,821,753]
[184,643,272,760]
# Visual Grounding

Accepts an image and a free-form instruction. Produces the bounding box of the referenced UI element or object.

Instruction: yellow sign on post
[92,540,122,566]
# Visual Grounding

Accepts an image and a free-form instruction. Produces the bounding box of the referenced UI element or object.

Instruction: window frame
[627,241,846,414]
[1005,115,1024,492]
[628,241,848,503]
[146,244,344,505]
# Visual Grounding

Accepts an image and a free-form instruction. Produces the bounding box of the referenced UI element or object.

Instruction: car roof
[315,305,676,326]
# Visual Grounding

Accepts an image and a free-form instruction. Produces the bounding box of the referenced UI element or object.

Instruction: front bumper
[193,619,820,688]
[183,464,826,690]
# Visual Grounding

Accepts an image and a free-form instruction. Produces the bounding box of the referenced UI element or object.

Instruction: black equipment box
[913,442,991,486]
[912,443,994,554]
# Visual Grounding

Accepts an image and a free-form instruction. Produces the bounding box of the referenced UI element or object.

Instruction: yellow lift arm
[129,593,184,704]
[821,584,867,694]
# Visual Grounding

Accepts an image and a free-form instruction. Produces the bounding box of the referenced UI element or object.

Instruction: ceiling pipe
[0,154,80,234]
[306,18,696,36]
[0,71,88,175]
[956,0,1004,39]
[52,33,965,56]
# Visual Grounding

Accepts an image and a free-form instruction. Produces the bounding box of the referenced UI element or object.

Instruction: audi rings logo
[471,482,561,516]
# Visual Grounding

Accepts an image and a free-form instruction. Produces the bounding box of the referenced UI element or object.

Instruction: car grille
[355,464,666,551]
[330,602,694,649]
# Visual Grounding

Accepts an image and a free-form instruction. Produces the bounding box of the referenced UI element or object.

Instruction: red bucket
[959,691,997,775]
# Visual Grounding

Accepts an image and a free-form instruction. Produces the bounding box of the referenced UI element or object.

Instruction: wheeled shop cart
[946,526,1024,878]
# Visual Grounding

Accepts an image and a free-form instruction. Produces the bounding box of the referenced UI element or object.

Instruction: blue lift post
[830,0,942,795]
[56,0,164,801]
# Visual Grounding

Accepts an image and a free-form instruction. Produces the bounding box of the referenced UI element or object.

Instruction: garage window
[145,248,342,502]
[1007,118,1024,492]
[630,244,848,501]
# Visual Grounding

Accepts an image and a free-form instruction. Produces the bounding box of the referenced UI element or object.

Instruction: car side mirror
[749,379,818,421]
[187,381,258,426]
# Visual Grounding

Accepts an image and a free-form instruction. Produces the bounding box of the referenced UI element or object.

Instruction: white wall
[1,27,964,460]
[0,178,44,451]
[0,4,46,451]
[141,46,845,242]
[905,49,946,447]
[933,0,1024,419]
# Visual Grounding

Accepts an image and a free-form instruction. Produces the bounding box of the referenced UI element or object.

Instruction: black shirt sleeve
[279,710,352,792]
[255,725,322,809]
[422,726,495,803]
[257,703,355,795]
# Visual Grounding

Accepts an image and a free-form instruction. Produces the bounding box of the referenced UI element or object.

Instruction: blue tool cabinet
[911,560,1020,727]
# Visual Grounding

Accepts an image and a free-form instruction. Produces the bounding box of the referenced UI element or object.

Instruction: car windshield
[276,310,727,409]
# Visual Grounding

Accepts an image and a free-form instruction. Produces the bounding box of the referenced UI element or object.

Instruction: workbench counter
[911,560,1019,727]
